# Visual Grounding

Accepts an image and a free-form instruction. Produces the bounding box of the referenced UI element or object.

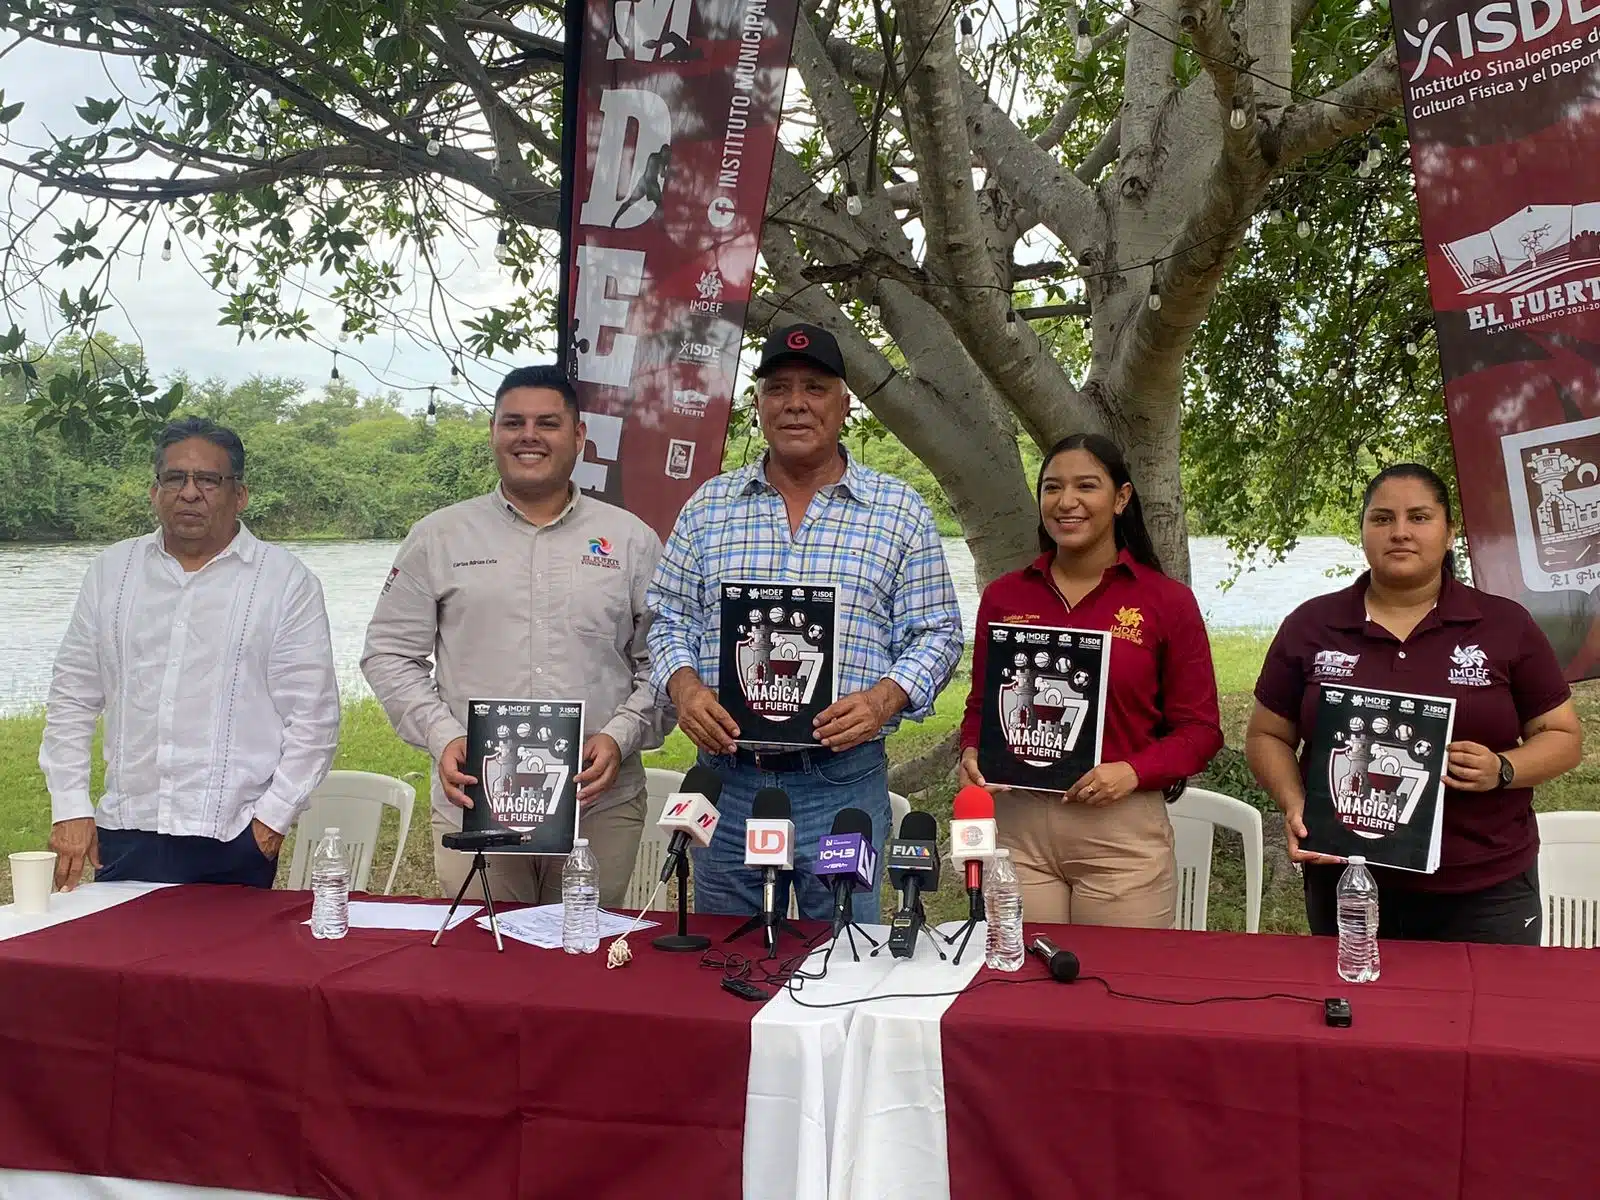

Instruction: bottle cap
[325,827,340,836]
[994,848,1011,859]
[574,838,589,847]
[1346,855,1365,866]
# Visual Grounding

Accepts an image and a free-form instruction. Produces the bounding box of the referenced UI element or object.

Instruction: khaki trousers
[994,788,1177,929]
[431,788,647,909]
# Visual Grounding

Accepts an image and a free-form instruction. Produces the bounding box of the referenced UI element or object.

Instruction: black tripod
[432,849,504,952]
[652,850,709,952]
[939,880,985,965]
[827,887,882,962]
[726,868,805,958]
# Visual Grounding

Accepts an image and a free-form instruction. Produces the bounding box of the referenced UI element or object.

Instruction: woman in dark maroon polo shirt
[1247,464,1583,944]
[958,434,1224,928]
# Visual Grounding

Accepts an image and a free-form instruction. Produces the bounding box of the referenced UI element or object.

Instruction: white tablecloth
[0,1171,291,1200]
[0,881,169,942]
[826,923,987,1200]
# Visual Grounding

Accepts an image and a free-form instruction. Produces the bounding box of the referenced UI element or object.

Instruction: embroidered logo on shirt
[582,537,622,570]
[1312,649,1360,680]
[1448,643,1493,687]
[1111,606,1145,644]
[1000,613,1041,624]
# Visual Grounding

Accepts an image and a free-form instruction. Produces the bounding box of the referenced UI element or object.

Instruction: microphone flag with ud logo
[977,624,1111,792]
[1301,684,1456,873]
[718,582,840,748]
[1389,0,1600,681]
[462,698,585,855]
[554,0,801,543]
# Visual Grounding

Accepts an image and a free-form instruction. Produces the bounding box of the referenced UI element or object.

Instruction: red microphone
[950,786,998,895]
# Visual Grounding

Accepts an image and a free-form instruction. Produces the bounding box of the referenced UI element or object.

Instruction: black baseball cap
[753,323,845,379]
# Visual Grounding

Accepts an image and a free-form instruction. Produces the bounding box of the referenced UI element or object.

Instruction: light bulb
[1006,311,1020,338]
[339,324,350,343]
[1296,218,1311,240]
[161,237,172,262]
[1324,367,1338,384]
[425,411,437,427]
[450,363,460,384]
[1366,134,1382,168]
[1229,103,1247,131]
[225,268,239,288]
[869,303,881,321]
[1356,160,1372,178]
[1147,287,1162,312]
[330,364,340,381]
[251,139,266,161]
[1265,208,1281,225]
[1406,341,1419,356]
[494,229,512,265]
[426,138,441,157]
[1076,17,1092,56]
[959,13,976,54]
[846,192,862,216]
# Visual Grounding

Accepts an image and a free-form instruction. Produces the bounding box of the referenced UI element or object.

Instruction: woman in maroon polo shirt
[957,434,1224,928]
[1247,464,1583,944]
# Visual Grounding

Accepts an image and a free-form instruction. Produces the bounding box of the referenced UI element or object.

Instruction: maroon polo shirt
[960,550,1224,790]
[1255,572,1572,893]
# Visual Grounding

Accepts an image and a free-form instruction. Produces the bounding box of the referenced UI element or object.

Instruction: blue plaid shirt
[647,451,963,734]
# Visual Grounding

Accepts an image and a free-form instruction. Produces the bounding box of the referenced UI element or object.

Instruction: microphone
[949,786,997,909]
[813,807,878,937]
[1029,935,1080,983]
[441,828,530,851]
[745,788,795,952]
[885,810,941,959]
[657,764,723,884]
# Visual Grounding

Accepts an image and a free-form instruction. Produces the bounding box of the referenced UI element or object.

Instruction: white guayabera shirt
[39,524,341,839]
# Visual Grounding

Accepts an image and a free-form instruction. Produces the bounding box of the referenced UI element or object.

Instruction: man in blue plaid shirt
[648,323,963,922]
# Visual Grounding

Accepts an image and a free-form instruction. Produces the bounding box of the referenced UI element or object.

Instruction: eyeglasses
[154,470,239,493]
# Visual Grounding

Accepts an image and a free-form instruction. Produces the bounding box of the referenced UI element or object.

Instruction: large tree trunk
[1121,386,1193,583]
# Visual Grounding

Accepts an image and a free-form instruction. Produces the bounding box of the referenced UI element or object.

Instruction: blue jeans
[96,826,279,888]
[691,741,890,922]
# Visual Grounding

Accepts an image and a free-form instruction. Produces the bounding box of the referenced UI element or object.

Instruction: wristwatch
[1495,754,1515,790]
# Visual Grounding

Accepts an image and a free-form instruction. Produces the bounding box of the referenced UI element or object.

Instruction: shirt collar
[739,446,874,504]
[1023,547,1140,580]
[145,522,256,566]
[496,483,579,528]
[1330,569,1481,631]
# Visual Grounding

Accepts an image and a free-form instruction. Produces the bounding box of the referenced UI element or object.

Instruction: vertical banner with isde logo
[1393,0,1600,678]
[558,0,801,542]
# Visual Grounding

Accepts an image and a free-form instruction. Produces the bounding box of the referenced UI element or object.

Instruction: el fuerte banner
[1393,0,1600,678]
[558,0,800,542]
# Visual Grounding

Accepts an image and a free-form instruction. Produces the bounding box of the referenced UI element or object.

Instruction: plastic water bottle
[1336,855,1381,983]
[984,848,1025,972]
[562,838,600,955]
[310,827,351,940]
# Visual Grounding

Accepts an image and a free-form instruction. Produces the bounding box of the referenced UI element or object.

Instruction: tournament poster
[976,624,1110,793]
[718,582,839,749]
[1301,684,1455,872]
[462,698,585,855]
[558,0,801,542]
[1391,0,1600,678]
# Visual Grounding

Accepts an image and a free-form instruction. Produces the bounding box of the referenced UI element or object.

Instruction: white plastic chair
[1167,787,1263,934]
[1536,810,1600,947]
[285,770,416,895]
[890,790,911,835]
[624,767,685,911]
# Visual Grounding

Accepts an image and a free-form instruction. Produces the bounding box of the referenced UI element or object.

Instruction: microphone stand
[939,868,985,965]
[829,880,882,962]
[874,890,947,960]
[652,851,710,953]
[432,849,504,952]
[726,867,805,958]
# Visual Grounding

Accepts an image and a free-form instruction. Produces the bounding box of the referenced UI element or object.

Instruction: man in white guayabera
[39,417,340,892]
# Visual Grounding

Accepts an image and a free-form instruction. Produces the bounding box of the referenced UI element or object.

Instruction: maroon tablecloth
[0,886,759,1200]
[941,923,1600,1200]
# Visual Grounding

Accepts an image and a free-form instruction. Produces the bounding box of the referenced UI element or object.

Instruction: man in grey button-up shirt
[361,364,671,906]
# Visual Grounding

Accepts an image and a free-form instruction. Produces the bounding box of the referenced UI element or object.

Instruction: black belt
[733,745,837,773]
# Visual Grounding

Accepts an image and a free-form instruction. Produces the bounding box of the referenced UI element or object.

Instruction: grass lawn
[5,630,1597,935]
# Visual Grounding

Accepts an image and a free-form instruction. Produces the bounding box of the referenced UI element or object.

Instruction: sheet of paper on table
[302,901,482,932]
[478,904,658,949]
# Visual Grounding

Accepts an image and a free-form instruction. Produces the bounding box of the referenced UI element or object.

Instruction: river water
[0,535,1364,715]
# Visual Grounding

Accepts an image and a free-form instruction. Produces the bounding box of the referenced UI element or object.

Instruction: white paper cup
[9,851,57,915]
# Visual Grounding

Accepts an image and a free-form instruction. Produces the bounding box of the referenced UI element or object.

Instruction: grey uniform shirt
[361,486,670,824]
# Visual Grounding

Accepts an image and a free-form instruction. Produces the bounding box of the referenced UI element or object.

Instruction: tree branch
[1271,46,1399,167]
[1076,116,1122,183]
[1117,0,1179,205]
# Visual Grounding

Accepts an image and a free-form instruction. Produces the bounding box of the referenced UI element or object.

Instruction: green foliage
[0,339,494,542]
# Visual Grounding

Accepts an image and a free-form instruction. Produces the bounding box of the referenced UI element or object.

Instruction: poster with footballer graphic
[718,582,838,748]
[976,624,1111,793]
[1302,684,1455,873]
[461,698,585,855]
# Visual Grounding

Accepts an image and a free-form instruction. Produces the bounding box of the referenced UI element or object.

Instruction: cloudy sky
[0,34,542,412]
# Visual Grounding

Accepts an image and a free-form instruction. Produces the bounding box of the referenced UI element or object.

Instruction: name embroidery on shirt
[451,558,499,568]
[581,536,622,571]
[1111,605,1145,645]
[1001,613,1041,624]
[1311,649,1360,680]
[1448,643,1493,687]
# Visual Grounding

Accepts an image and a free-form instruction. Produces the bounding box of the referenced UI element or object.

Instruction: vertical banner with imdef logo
[1394,0,1600,677]
[559,0,800,542]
